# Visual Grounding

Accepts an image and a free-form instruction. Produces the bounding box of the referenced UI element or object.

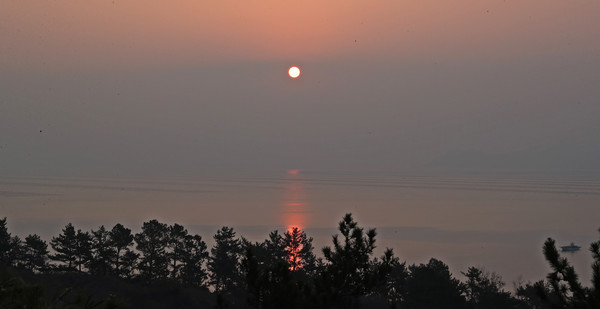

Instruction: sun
[288,66,301,79]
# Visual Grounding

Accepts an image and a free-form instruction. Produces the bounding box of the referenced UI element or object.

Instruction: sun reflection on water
[282,169,312,270]
[282,169,309,232]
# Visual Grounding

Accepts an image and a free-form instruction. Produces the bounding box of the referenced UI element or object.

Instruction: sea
[2,170,599,288]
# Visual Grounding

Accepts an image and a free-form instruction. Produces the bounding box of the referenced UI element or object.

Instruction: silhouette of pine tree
[515,280,550,309]
[404,258,466,309]
[74,229,93,273]
[168,223,188,280]
[242,246,260,308]
[0,218,23,267]
[209,227,242,293]
[21,234,49,272]
[135,219,170,282]
[119,250,139,280]
[179,234,209,288]
[540,238,586,307]
[462,266,521,309]
[109,223,135,278]
[285,227,316,273]
[50,223,78,271]
[264,231,288,269]
[0,217,12,265]
[589,228,600,307]
[535,231,600,308]
[370,248,408,308]
[321,213,377,308]
[89,225,115,276]
[241,239,312,309]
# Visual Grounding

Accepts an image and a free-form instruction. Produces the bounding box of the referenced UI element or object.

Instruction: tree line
[1,214,600,308]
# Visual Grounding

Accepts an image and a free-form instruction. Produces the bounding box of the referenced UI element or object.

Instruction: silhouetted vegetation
[2,215,600,308]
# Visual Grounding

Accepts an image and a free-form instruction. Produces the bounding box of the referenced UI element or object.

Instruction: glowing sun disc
[288,66,301,78]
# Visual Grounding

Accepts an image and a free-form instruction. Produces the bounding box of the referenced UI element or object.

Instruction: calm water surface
[2,171,599,286]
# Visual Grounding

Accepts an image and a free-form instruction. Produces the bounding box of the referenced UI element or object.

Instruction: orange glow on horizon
[3,1,597,71]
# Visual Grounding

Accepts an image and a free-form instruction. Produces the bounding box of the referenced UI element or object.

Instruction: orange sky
[1,0,599,177]
[2,0,598,71]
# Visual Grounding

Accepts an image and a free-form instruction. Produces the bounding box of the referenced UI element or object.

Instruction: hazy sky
[2,0,599,176]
